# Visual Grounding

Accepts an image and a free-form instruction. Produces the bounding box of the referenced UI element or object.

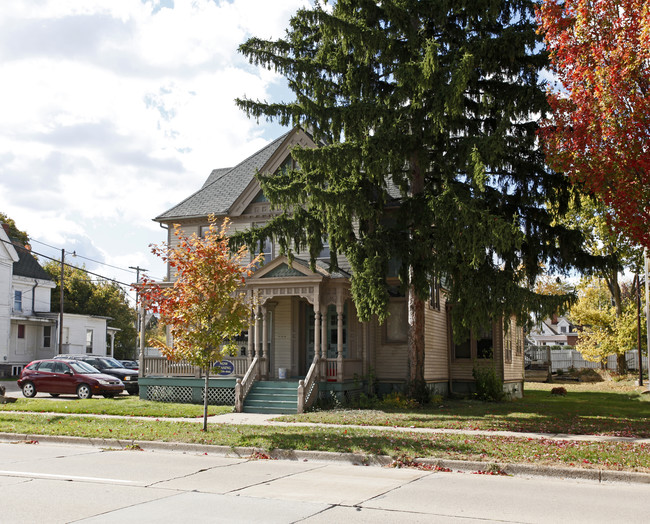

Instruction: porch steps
[243,380,299,414]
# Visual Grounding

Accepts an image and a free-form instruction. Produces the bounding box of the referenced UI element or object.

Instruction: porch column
[320,304,328,380]
[254,307,261,374]
[336,291,344,383]
[262,305,268,379]
[247,314,254,365]
[313,309,320,363]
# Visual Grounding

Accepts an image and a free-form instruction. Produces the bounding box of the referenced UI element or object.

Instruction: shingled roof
[155,132,291,222]
[12,243,52,281]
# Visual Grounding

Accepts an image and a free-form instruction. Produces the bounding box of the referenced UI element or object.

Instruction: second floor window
[14,290,22,312]
[253,237,273,266]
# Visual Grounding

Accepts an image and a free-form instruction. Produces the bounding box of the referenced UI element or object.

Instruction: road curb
[1,432,649,484]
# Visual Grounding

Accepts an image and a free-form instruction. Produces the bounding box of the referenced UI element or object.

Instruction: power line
[27,236,166,282]
[30,238,138,275]
[0,237,133,288]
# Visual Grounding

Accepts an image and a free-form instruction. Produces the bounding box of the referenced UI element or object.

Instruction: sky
[0,0,307,297]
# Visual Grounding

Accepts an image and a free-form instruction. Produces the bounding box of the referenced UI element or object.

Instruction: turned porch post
[247,313,254,365]
[261,304,268,379]
[336,290,343,383]
[320,304,327,378]
[254,307,261,378]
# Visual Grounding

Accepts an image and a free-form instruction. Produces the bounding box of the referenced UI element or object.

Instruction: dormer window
[560,326,566,333]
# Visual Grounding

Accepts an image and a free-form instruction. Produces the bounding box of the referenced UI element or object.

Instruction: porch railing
[235,356,259,412]
[298,358,320,413]
[143,356,249,377]
[320,358,363,382]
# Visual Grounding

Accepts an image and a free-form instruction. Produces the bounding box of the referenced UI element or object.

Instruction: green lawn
[278,381,650,438]
[1,380,649,473]
[0,396,233,418]
[0,413,647,473]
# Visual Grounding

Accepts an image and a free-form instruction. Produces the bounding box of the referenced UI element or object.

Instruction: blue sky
[0,0,306,292]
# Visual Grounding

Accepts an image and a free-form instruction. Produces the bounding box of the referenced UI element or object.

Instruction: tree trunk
[203,367,209,431]
[407,283,426,400]
[406,152,426,401]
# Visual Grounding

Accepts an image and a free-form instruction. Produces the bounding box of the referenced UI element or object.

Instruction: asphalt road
[0,439,648,523]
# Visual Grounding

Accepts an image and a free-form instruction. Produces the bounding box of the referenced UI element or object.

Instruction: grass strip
[279,383,650,437]
[0,397,233,418]
[0,413,648,473]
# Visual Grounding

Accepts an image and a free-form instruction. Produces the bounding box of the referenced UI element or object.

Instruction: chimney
[1,223,10,236]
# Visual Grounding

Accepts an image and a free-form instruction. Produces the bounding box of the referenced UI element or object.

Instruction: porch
[138,257,370,413]
[139,355,364,413]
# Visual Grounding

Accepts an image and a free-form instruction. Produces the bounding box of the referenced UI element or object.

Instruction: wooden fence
[526,347,648,373]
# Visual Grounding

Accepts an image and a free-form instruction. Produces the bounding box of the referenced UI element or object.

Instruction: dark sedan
[17,359,124,399]
[54,355,139,394]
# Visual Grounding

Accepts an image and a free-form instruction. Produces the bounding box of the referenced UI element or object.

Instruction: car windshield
[100,357,125,369]
[68,360,101,374]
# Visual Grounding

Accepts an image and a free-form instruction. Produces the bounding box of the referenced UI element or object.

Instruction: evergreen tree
[236,0,601,397]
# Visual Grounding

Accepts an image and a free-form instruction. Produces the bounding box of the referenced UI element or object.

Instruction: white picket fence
[526,346,649,373]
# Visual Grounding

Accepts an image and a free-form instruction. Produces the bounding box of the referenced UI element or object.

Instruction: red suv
[17,359,124,399]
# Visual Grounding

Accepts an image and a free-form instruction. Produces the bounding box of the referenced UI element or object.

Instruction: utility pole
[643,247,650,389]
[58,249,64,354]
[129,266,148,359]
[635,273,643,386]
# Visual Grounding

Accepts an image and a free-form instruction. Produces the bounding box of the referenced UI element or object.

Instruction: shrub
[551,386,567,396]
[380,392,420,410]
[472,365,505,402]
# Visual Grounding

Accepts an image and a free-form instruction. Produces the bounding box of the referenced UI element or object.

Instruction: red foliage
[136,217,260,368]
[538,0,650,248]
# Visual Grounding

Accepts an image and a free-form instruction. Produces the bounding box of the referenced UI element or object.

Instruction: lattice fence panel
[203,387,235,406]
[147,385,193,404]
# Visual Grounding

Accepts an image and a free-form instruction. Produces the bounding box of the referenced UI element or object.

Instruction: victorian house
[149,128,525,412]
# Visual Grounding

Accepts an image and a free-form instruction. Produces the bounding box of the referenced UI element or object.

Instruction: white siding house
[0,223,114,376]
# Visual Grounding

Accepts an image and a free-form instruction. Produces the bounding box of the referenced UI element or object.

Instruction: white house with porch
[143,128,526,412]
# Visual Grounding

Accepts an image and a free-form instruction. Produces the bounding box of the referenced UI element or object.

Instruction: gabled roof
[12,243,52,282]
[0,225,19,264]
[155,132,291,222]
[201,167,232,189]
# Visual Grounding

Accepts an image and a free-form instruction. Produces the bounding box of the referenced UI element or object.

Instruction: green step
[243,380,300,414]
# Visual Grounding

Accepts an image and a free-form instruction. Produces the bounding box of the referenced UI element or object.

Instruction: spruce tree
[236,0,601,398]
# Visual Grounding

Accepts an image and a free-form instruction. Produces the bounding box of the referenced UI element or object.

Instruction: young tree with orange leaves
[538,0,650,248]
[138,217,260,430]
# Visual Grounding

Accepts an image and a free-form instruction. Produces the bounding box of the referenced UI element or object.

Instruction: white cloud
[0,0,306,283]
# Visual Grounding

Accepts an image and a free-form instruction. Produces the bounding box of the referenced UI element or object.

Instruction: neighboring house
[0,224,115,376]
[152,128,525,410]
[527,315,578,347]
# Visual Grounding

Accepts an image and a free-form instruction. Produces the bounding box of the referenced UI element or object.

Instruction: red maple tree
[138,217,260,430]
[538,0,650,248]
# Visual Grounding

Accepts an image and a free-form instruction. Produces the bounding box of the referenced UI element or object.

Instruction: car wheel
[50,393,60,398]
[77,384,92,399]
[21,382,36,398]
